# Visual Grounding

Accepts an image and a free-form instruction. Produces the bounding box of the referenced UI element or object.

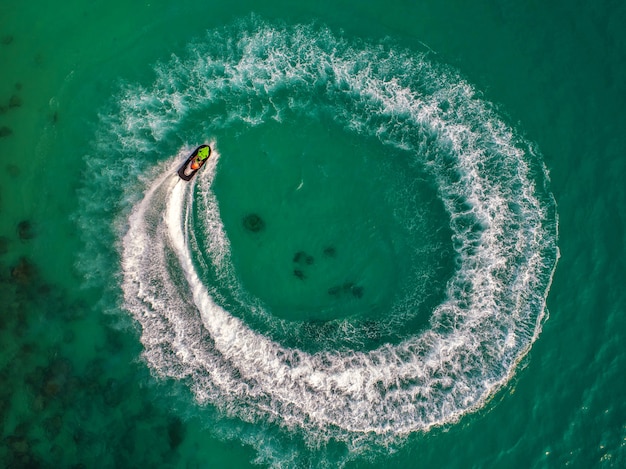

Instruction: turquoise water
[1,1,624,468]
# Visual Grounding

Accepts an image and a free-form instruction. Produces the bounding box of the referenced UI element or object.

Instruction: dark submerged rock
[43,414,63,438]
[0,235,9,255]
[11,257,38,284]
[42,357,73,398]
[327,281,363,299]
[342,282,355,293]
[9,94,22,108]
[120,426,136,453]
[72,427,97,446]
[5,435,30,454]
[103,378,124,407]
[323,246,336,257]
[37,282,52,296]
[352,285,364,298]
[17,220,35,240]
[242,213,265,233]
[293,269,306,280]
[293,251,314,265]
[167,416,186,450]
[4,434,43,468]
[0,126,13,137]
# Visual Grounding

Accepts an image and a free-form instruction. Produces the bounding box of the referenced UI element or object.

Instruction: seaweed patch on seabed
[292,251,315,279]
[0,254,190,467]
[0,236,9,255]
[323,246,336,258]
[0,126,13,138]
[17,220,35,241]
[0,93,22,114]
[10,256,38,285]
[167,416,186,450]
[293,251,314,265]
[8,95,22,109]
[242,213,265,233]
[328,281,364,299]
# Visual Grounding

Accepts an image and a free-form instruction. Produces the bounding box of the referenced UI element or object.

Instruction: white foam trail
[104,19,561,456]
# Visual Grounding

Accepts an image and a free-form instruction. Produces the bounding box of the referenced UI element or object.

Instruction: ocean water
[0,1,624,468]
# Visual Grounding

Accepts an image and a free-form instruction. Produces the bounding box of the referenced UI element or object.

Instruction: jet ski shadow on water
[177,144,211,181]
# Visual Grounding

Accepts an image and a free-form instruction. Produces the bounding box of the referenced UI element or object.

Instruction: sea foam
[80,18,559,459]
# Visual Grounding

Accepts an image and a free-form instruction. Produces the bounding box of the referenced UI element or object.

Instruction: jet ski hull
[178,144,211,181]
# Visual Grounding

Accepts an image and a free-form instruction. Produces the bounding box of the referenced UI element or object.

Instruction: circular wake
[82,18,559,457]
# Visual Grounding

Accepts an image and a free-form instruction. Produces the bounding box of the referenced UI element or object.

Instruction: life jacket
[197,147,210,160]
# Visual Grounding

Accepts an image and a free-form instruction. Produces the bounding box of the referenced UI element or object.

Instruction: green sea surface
[1,0,625,467]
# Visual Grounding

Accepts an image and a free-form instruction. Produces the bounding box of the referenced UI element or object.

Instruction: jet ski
[177,145,211,181]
